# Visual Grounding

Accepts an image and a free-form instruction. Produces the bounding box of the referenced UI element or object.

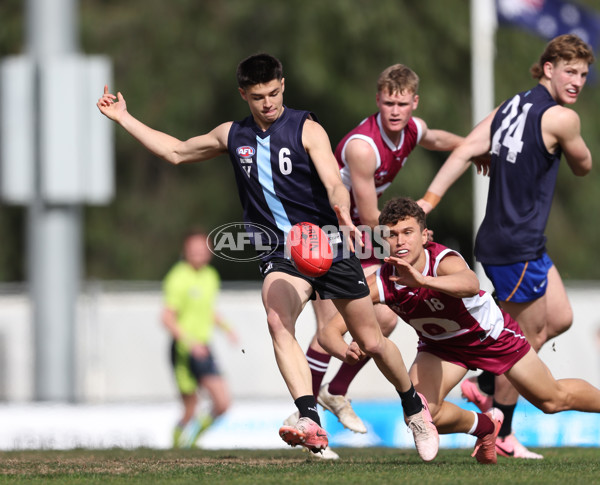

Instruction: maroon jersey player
[320,197,600,464]
[298,65,466,445]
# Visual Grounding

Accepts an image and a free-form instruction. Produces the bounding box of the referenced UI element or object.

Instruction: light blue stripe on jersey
[256,136,292,234]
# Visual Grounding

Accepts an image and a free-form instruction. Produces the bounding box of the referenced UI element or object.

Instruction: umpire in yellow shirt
[162,229,238,448]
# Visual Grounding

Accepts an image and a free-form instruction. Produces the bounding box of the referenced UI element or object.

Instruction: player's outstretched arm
[343,138,380,229]
[319,273,379,363]
[386,253,479,298]
[415,117,464,152]
[417,110,496,214]
[318,311,352,362]
[302,119,363,250]
[319,308,368,365]
[303,119,350,210]
[97,85,230,165]
[215,312,239,345]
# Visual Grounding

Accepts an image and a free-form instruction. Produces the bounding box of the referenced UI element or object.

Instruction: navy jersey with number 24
[227,107,341,260]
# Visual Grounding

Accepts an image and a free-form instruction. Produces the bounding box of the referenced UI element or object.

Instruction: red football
[286,222,333,277]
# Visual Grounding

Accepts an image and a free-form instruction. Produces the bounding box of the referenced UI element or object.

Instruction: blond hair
[377,64,419,96]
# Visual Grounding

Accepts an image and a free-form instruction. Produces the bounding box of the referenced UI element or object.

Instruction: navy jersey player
[417,34,594,459]
[227,107,345,261]
[320,197,600,465]
[97,53,439,460]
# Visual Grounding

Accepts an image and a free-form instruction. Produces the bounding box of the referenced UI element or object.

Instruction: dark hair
[530,34,595,79]
[236,53,283,89]
[379,197,426,230]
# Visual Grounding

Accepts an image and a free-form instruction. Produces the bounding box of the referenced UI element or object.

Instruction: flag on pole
[496,0,600,47]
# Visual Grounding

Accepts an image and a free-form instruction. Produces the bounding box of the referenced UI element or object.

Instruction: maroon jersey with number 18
[375,242,531,375]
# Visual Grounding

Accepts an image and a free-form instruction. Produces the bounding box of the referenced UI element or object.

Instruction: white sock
[467,411,478,435]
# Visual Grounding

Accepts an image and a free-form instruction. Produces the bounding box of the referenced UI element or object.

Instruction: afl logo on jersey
[236,146,255,178]
[236,146,255,157]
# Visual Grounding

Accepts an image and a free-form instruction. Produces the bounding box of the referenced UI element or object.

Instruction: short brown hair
[530,34,595,79]
[377,64,419,96]
[379,197,426,231]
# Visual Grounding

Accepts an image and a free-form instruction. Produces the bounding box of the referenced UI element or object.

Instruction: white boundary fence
[1,282,600,450]
[1,281,600,403]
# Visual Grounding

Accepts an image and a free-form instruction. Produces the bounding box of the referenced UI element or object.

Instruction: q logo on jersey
[236,146,255,178]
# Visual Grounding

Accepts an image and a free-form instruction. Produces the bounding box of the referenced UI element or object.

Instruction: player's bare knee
[378,313,398,337]
[356,338,385,358]
[547,306,573,340]
[213,399,230,416]
[564,307,574,327]
[530,332,548,352]
[537,399,564,414]
[265,309,292,337]
[549,317,573,340]
[426,401,442,423]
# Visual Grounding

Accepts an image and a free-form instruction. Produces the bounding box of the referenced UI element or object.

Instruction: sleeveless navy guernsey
[227,107,341,261]
[474,84,561,265]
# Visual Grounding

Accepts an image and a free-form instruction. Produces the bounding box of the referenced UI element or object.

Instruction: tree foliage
[0,0,599,281]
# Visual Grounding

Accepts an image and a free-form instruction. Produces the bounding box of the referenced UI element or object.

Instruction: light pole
[0,0,114,401]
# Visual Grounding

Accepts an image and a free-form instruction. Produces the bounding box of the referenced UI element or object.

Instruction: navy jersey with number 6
[475,84,561,265]
[227,107,341,261]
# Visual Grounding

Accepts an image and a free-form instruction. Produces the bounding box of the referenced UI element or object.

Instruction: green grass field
[0,447,599,485]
